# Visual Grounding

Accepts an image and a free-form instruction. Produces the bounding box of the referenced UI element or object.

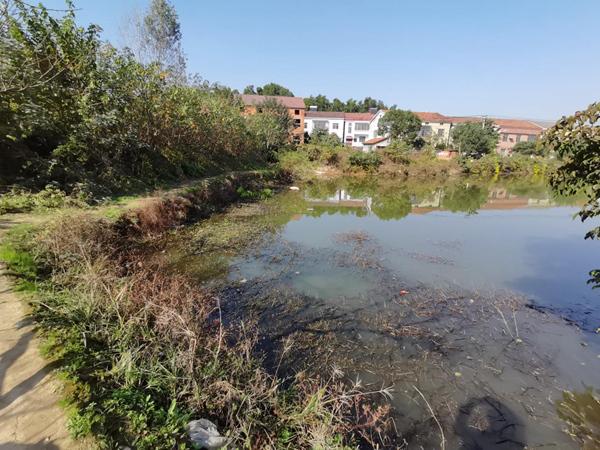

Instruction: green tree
[254,82,294,96]
[303,94,331,111]
[331,98,345,111]
[243,84,256,94]
[308,129,342,147]
[543,102,600,286]
[246,98,293,158]
[451,120,499,158]
[140,0,186,79]
[512,140,545,156]
[378,110,422,143]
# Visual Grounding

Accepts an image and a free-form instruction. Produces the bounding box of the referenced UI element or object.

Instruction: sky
[42,0,600,120]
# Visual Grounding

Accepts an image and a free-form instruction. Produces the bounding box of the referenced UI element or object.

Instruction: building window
[355,123,369,131]
[437,129,444,136]
[348,123,352,133]
[313,120,328,130]
[528,135,536,142]
[420,125,432,137]
[332,123,339,130]
[294,109,300,115]
[502,134,508,142]
[294,119,301,128]
[357,135,367,143]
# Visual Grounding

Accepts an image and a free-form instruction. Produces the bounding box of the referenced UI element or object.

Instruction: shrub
[348,152,382,171]
[0,185,89,214]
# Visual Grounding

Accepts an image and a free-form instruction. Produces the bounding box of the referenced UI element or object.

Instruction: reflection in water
[304,179,570,220]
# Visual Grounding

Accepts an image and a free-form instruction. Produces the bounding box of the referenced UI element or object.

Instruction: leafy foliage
[0,1,283,194]
[543,102,600,286]
[244,82,294,96]
[378,110,422,143]
[348,152,382,171]
[246,98,293,159]
[512,141,543,156]
[451,120,499,158]
[140,0,186,79]
[303,94,389,113]
[308,129,343,147]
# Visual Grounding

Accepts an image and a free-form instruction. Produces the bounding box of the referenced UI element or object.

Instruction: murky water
[183,176,600,449]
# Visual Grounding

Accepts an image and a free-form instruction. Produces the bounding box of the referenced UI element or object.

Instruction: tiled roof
[364,137,388,145]
[240,94,305,109]
[447,116,545,134]
[306,111,345,119]
[493,119,544,134]
[344,112,374,121]
[447,116,481,124]
[414,112,449,122]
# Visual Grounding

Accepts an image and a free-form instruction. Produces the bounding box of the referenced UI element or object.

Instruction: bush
[348,152,382,171]
[308,129,343,147]
[0,185,89,214]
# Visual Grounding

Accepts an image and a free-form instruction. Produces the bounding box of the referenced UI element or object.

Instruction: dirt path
[0,215,79,450]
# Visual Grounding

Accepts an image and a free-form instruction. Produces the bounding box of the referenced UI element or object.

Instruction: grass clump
[1,183,391,449]
[0,185,89,215]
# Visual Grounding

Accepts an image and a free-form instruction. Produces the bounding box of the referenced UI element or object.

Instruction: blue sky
[44,0,600,120]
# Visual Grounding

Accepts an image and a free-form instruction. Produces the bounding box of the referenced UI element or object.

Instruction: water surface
[186,176,600,449]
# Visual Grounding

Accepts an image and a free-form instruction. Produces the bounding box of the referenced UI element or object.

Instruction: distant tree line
[303,94,391,113]
[243,83,391,113]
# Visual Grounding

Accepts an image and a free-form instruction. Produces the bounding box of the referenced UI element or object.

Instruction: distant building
[304,103,548,155]
[304,111,345,141]
[493,119,545,155]
[446,116,546,155]
[414,112,453,144]
[304,111,382,150]
[240,94,306,143]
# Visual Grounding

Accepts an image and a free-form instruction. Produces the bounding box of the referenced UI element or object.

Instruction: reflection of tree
[371,192,412,220]
[441,184,487,214]
[304,179,340,199]
[306,206,368,218]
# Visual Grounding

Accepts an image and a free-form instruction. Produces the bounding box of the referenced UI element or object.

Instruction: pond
[179,176,600,449]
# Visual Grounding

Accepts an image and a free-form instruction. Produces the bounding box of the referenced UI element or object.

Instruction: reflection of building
[303,186,556,217]
[482,188,554,209]
[241,94,306,143]
[305,190,372,212]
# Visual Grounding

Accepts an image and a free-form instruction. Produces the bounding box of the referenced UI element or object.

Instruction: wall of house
[369,111,385,140]
[346,121,371,148]
[420,121,453,144]
[304,117,345,141]
[497,132,539,154]
[244,105,305,143]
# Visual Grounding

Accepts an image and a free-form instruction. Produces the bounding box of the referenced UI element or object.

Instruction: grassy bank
[278,144,558,181]
[0,172,390,449]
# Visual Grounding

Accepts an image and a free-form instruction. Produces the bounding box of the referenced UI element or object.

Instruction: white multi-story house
[303,111,346,141]
[304,110,386,151]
